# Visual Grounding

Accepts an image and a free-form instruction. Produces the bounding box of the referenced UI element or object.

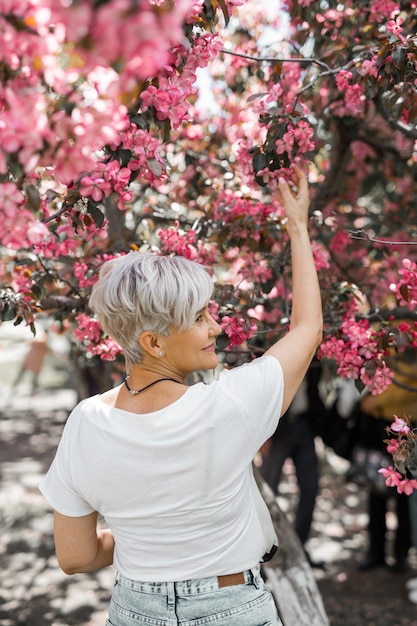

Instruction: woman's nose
[209,318,222,336]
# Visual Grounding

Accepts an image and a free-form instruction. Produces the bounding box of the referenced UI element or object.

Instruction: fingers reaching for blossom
[272,164,310,232]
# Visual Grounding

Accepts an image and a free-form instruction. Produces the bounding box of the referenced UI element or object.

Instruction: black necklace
[124,376,181,396]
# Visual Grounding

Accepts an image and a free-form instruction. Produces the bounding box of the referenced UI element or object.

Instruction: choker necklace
[124,376,181,396]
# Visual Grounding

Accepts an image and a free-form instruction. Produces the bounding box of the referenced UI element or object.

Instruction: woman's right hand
[272,165,310,234]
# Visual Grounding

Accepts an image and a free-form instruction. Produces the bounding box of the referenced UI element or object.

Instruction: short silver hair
[88,252,213,367]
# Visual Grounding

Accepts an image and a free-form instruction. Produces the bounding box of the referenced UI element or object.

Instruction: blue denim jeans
[105,566,282,626]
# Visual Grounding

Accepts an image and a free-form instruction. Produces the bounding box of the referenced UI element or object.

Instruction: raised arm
[265,165,323,415]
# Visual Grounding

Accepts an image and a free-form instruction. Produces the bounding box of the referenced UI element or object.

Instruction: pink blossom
[26,220,49,244]
[90,338,122,361]
[396,479,416,495]
[336,70,353,91]
[368,0,399,23]
[390,258,417,309]
[386,17,408,46]
[158,226,198,259]
[361,362,394,395]
[390,415,411,435]
[80,175,112,202]
[386,438,400,454]
[220,315,257,348]
[378,466,402,488]
[360,57,379,78]
[73,313,102,345]
[73,262,98,290]
[0,181,24,216]
[311,241,330,271]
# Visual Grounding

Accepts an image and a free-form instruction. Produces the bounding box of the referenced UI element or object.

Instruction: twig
[349,229,417,246]
[221,49,331,71]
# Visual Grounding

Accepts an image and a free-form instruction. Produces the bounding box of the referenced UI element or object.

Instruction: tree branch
[39,295,85,312]
[349,229,417,246]
[221,49,332,71]
[373,94,417,140]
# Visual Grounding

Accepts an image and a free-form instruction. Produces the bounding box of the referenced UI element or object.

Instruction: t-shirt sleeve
[39,412,95,517]
[215,355,284,448]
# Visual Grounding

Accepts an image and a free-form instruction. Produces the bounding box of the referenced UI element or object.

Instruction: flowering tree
[1,1,417,475]
[380,415,417,494]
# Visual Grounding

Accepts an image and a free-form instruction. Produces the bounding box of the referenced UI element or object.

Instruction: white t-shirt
[39,355,283,581]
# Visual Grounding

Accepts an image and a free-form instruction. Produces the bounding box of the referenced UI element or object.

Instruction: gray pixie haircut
[88,252,213,367]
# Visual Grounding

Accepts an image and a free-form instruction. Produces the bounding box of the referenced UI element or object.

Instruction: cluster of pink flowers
[140,33,223,129]
[334,70,366,117]
[212,192,277,240]
[379,416,417,494]
[368,0,401,23]
[319,310,394,395]
[48,101,130,186]
[390,258,417,310]
[221,250,274,288]
[315,7,354,36]
[158,224,198,259]
[33,211,108,259]
[0,0,230,249]
[359,57,379,79]
[73,313,122,361]
[73,313,102,346]
[48,0,195,88]
[115,125,168,188]
[311,241,330,271]
[80,162,133,209]
[275,120,315,157]
[0,182,48,249]
[220,315,257,348]
[386,15,408,46]
[73,262,99,291]
[89,337,123,361]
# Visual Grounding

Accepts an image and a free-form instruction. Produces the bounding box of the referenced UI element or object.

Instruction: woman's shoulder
[217,355,282,379]
[210,355,283,397]
[65,393,105,425]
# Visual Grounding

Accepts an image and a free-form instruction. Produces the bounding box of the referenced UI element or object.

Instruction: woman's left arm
[53,510,114,575]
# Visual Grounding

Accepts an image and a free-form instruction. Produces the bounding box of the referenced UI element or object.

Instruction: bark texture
[255,468,330,626]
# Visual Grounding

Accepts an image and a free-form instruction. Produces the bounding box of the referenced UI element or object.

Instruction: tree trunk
[255,468,330,626]
[71,356,116,401]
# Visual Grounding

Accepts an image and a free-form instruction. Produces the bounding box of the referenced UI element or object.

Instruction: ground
[0,328,416,626]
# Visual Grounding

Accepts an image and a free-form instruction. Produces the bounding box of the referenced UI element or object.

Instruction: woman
[39,165,322,626]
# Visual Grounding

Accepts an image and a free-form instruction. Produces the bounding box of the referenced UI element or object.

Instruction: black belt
[262,545,278,562]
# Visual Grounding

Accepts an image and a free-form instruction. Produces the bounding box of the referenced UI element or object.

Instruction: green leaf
[399,283,410,302]
[147,158,163,178]
[247,93,269,103]
[2,303,17,322]
[25,184,41,211]
[354,378,366,394]
[30,284,43,299]
[252,151,267,173]
[215,0,230,26]
[87,200,105,227]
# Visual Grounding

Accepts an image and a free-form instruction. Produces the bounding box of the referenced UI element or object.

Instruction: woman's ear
[139,331,165,359]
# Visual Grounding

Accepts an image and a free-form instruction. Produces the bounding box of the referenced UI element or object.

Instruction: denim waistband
[116,565,261,596]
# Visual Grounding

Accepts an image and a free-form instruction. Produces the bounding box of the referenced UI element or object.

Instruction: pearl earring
[158,351,165,357]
